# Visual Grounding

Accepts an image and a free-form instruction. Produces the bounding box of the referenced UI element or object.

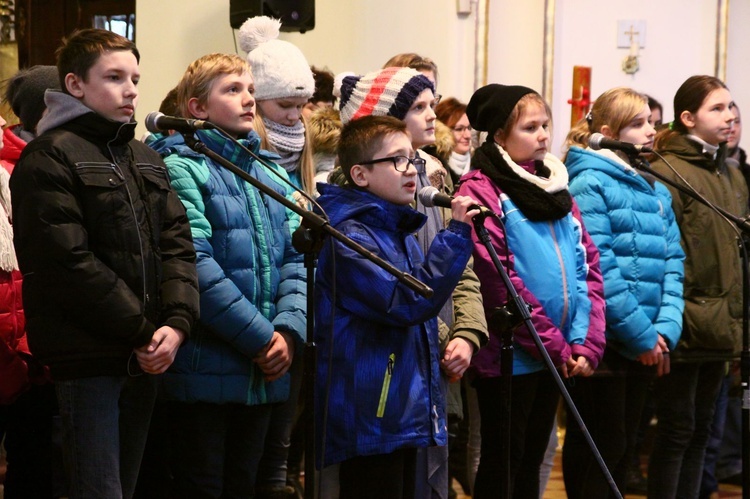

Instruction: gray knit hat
[238,16,314,101]
[4,65,60,132]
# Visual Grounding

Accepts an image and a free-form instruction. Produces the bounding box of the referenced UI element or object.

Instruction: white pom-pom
[333,72,356,99]
[238,16,281,53]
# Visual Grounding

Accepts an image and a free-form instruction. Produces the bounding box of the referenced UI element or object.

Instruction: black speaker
[230,0,315,33]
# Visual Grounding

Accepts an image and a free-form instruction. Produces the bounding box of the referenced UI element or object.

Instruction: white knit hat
[238,16,314,101]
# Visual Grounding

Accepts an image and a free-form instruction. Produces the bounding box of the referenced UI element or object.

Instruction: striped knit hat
[337,67,434,124]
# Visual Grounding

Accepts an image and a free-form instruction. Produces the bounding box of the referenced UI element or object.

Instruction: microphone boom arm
[182,133,434,299]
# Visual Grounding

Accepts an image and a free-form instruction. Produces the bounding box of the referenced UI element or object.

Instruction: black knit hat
[4,65,60,132]
[466,84,537,138]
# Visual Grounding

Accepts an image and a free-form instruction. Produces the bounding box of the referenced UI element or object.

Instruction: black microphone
[144,112,215,134]
[418,186,495,215]
[589,132,652,154]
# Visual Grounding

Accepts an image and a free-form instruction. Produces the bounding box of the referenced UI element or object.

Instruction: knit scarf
[262,117,306,173]
[448,150,471,178]
[0,168,18,272]
[472,140,572,221]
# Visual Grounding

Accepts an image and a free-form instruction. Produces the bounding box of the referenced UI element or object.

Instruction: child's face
[257,97,308,127]
[350,132,418,205]
[617,104,656,149]
[189,71,255,138]
[65,50,139,123]
[402,88,437,149]
[495,102,550,164]
[682,87,735,146]
[728,107,742,149]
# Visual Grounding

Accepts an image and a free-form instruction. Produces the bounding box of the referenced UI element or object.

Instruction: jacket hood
[566,146,648,189]
[430,119,456,164]
[316,182,426,233]
[308,107,341,157]
[37,90,137,144]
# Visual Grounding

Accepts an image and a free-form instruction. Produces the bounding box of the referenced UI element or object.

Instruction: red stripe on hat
[351,67,401,121]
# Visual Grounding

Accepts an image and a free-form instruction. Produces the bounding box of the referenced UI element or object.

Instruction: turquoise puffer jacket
[150,129,306,405]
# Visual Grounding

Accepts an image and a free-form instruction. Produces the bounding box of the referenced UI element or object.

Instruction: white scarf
[496,143,569,193]
[448,150,471,178]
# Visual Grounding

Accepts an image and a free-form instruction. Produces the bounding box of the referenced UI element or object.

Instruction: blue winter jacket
[149,130,306,405]
[314,182,474,467]
[566,147,684,359]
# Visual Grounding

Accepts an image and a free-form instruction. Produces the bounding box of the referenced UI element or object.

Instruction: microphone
[418,186,495,216]
[589,132,652,154]
[144,112,215,134]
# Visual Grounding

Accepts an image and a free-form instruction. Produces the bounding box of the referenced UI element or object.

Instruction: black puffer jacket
[10,93,199,379]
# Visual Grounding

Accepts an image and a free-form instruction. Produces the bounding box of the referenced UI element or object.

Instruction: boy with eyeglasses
[313,115,478,498]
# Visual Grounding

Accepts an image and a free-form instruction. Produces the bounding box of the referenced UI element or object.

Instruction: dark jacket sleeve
[156,168,199,336]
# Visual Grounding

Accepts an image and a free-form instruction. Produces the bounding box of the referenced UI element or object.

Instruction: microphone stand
[183,132,434,499]
[471,210,622,499]
[629,153,750,499]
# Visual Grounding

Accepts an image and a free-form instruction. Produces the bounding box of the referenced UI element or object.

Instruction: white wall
[135,0,477,136]
[546,0,718,156]
[135,0,749,151]
[727,0,750,144]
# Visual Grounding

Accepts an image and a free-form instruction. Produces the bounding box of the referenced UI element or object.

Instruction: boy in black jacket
[9,28,199,499]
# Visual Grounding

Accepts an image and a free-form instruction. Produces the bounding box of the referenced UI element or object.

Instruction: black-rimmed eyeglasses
[359,155,426,173]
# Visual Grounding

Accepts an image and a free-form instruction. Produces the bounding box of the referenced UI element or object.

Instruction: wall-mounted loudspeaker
[230,0,315,33]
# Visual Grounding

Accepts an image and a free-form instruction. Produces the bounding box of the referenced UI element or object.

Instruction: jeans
[256,346,304,489]
[647,361,725,499]
[56,375,157,499]
[167,401,273,499]
[699,368,731,498]
[539,416,558,498]
[474,371,559,499]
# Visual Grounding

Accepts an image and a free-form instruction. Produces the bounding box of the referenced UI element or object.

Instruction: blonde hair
[176,53,249,119]
[495,93,552,143]
[564,87,647,155]
[253,113,316,198]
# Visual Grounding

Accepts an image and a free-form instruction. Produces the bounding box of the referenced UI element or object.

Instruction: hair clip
[668,121,674,130]
[585,110,593,123]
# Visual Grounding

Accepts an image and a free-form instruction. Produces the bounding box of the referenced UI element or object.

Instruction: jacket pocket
[683,295,737,350]
[137,163,171,227]
[75,162,125,188]
[376,353,395,418]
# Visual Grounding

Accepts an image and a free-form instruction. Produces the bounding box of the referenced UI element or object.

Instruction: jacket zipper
[376,353,395,418]
[548,222,568,331]
[108,143,148,308]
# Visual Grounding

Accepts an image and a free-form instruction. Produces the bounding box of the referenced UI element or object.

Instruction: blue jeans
[647,361,725,499]
[56,375,157,499]
[167,401,273,499]
[256,349,304,489]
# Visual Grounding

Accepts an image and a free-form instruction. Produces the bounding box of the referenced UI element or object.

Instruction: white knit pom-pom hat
[238,16,314,101]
